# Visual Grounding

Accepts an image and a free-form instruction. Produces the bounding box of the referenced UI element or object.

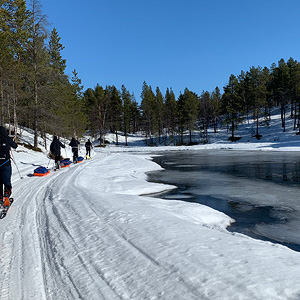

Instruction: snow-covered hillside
[1,109,300,300]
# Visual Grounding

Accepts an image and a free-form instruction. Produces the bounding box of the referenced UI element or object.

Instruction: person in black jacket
[50,136,65,170]
[69,137,80,163]
[85,139,93,159]
[0,126,18,207]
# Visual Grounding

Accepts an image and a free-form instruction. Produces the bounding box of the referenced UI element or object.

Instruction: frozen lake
[148,150,300,251]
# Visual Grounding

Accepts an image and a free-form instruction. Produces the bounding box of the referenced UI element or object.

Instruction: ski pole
[47,157,52,168]
[10,150,23,179]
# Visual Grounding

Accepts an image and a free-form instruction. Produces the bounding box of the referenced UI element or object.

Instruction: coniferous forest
[2,0,300,149]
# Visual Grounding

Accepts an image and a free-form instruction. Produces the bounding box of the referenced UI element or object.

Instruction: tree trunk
[7,91,11,135]
[34,79,38,148]
[115,130,119,145]
[283,105,286,132]
[0,80,4,125]
[13,84,18,138]
[256,112,259,136]
[293,103,297,130]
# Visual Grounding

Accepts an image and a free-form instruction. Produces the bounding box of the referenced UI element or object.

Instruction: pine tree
[121,85,133,146]
[246,66,268,138]
[0,0,29,134]
[286,58,300,131]
[177,92,185,144]
[26,0,50,148]
[183,88,199,144]
[83,87,96,132]
[164,88,177,142]
[271,59,290,131]
[199,91,212,143]
[155,87,164,143]
[222,74,242,141]
[129,99,140,134]
[106,85,122,144]
[93,84,110,145]
[211,87,221,132]
[140,81,157,141]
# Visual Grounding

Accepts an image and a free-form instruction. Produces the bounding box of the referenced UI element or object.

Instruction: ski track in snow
[0,154,205,300]
[38,164,204,300]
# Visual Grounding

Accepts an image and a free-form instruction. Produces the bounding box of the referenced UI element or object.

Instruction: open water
[147,150,300,252]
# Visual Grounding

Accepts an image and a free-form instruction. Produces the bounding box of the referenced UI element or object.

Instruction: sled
[33,166,50,177]
[77,156,84,163]
[60,159,72,168]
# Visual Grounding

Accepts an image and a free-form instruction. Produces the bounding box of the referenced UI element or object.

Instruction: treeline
[0,0,86,149]
[2,1,300,148]
[98,57,300,146]
[222,58,300,141]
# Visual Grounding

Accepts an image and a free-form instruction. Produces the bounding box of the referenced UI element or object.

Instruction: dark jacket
[85,140,92,149]
[69,138,80,149]
[0,126,18,165]
[50,136,65,156]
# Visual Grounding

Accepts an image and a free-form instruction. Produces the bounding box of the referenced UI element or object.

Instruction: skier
[85,139,93,159]
[50,136,65,170]
[0,126,18,207]
[69,137,80,163]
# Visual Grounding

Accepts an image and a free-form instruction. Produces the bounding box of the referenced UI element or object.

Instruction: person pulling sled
[85,139,93,159]
[0,126,18,208]
[69,137,80,163]
[50,136,65,170]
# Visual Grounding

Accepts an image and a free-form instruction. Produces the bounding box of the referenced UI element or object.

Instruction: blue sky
[42,0,300,101]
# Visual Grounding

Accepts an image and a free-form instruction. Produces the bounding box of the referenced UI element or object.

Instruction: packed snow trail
[1,151,300,299]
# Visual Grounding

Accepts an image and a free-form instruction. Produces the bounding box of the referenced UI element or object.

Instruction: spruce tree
[64,70,86,137]
[48,27,66,77]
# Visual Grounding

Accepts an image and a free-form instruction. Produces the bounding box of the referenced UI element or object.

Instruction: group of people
[0,128,94,209]
[50,136,93,169]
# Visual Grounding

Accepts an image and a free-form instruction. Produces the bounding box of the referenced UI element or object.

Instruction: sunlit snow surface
[0,140,299,300]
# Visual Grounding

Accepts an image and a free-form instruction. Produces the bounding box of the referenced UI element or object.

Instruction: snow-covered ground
[1,110,300,300]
